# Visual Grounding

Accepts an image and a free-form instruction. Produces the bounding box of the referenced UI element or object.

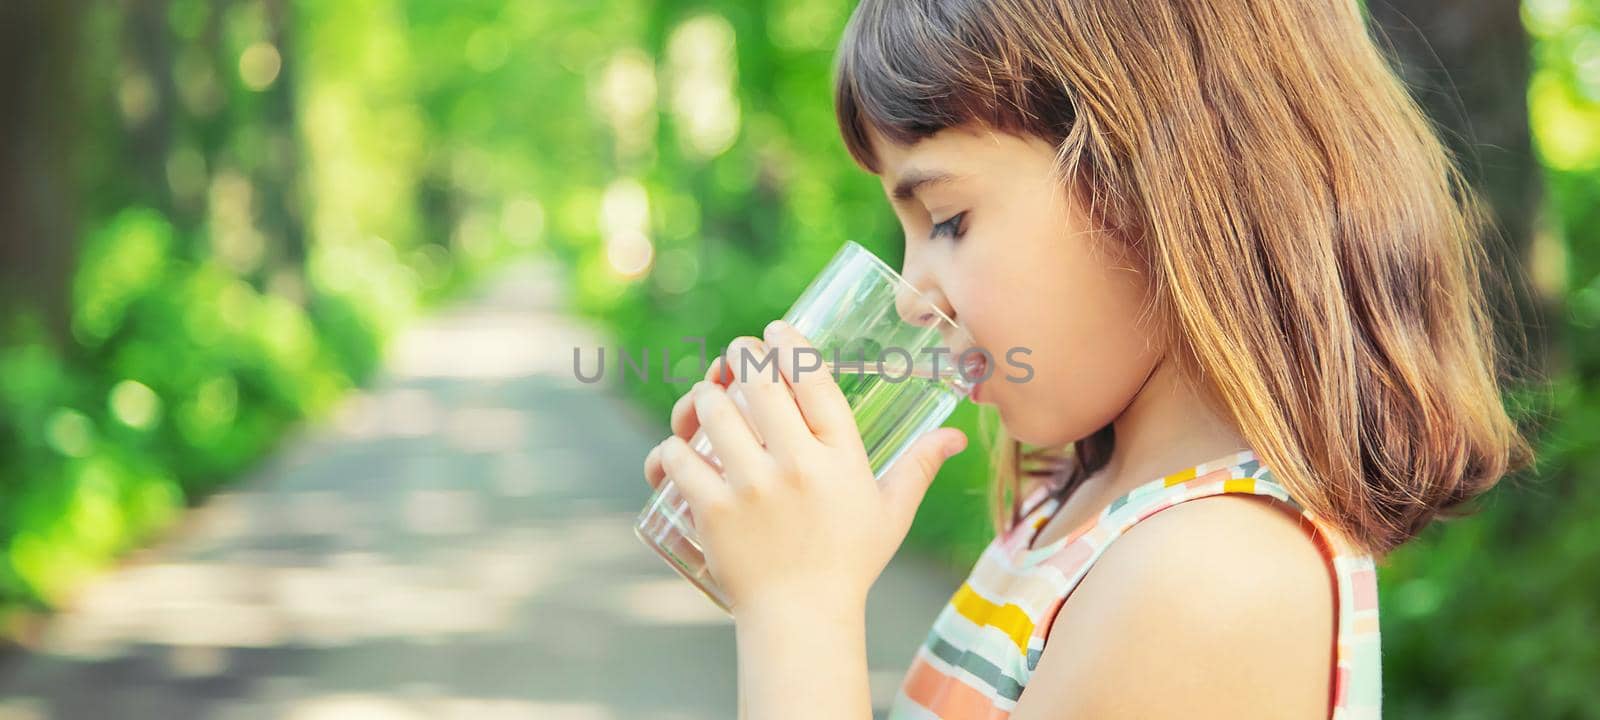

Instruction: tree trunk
[0,0,80,343]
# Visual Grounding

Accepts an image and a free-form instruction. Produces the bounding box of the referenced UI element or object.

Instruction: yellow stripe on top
[1163,466,1197,486]
[951,582,1035,657]
[1224,477,1257,494]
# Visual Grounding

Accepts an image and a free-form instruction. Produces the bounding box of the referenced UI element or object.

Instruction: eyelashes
[931,211,968,241]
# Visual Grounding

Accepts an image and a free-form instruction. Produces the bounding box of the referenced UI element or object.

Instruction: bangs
[831,0,1076,174]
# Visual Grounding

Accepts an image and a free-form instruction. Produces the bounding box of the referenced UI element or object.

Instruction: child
[643,0,1532,717]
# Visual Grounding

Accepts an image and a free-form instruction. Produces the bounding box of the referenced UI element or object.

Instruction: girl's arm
[735,599,873,720]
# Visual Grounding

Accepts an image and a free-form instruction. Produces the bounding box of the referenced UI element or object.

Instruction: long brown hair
[832,0,1535,558]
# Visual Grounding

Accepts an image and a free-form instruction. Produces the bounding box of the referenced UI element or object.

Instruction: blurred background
[0,0,1594,718]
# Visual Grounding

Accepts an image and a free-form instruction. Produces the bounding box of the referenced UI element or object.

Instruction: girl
[643,0,1532,717]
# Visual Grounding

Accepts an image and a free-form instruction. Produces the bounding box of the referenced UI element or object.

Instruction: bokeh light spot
[240,42,283,91]
[109,380,162,431]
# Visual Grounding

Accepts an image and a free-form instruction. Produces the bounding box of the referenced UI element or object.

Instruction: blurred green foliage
[1,0,1596,714]
[0,0,540,618]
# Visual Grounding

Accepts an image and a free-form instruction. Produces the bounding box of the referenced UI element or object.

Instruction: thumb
[881,428,968,534]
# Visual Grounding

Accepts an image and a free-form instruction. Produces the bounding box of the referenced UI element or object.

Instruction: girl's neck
[1098,353,1252,498]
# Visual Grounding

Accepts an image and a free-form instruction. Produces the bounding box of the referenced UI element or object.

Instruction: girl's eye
[931,211,968,241]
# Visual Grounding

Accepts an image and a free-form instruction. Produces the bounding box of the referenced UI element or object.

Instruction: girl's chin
[998,406,1090,448]
[979,384,1072,446]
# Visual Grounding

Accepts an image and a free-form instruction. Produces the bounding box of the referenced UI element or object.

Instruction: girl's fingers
[693,379,776,487]
[644,443,660,489]
[669,356,734,440]
[658,435,730,514]
[643,441,667,490]
[725,337,815,461]
[668,387,699,440]
[706,353,735,385]
[764,320,857,446]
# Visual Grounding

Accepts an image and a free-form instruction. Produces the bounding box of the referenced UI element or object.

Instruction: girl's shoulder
[896,452,1381,718]
[1083,489,1337,613]
[1014,492,1339,717]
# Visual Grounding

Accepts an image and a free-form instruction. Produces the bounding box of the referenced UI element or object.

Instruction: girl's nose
[894,280,956,330]
[894,253,973,360]
[894,283,972,365]
[896,252,955,327]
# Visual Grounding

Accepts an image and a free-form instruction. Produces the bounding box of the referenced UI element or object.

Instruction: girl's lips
[961,349,989,402]
[961,351,988,379]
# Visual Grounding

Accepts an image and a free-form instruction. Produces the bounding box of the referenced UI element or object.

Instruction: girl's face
[867,122,1162,446]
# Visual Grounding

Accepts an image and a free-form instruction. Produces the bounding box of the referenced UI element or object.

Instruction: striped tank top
[887,448,1382,719]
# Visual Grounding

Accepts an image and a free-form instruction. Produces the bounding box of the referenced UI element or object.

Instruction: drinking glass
[634,240,978,614]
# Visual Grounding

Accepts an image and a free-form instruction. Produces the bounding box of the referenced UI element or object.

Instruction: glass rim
[838,240,968,337]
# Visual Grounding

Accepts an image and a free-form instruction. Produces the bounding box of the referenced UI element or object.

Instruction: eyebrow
[891,168,961,204]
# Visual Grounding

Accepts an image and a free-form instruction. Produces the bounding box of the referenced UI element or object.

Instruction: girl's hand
[643,354,735,492]
[653,319,968,617]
